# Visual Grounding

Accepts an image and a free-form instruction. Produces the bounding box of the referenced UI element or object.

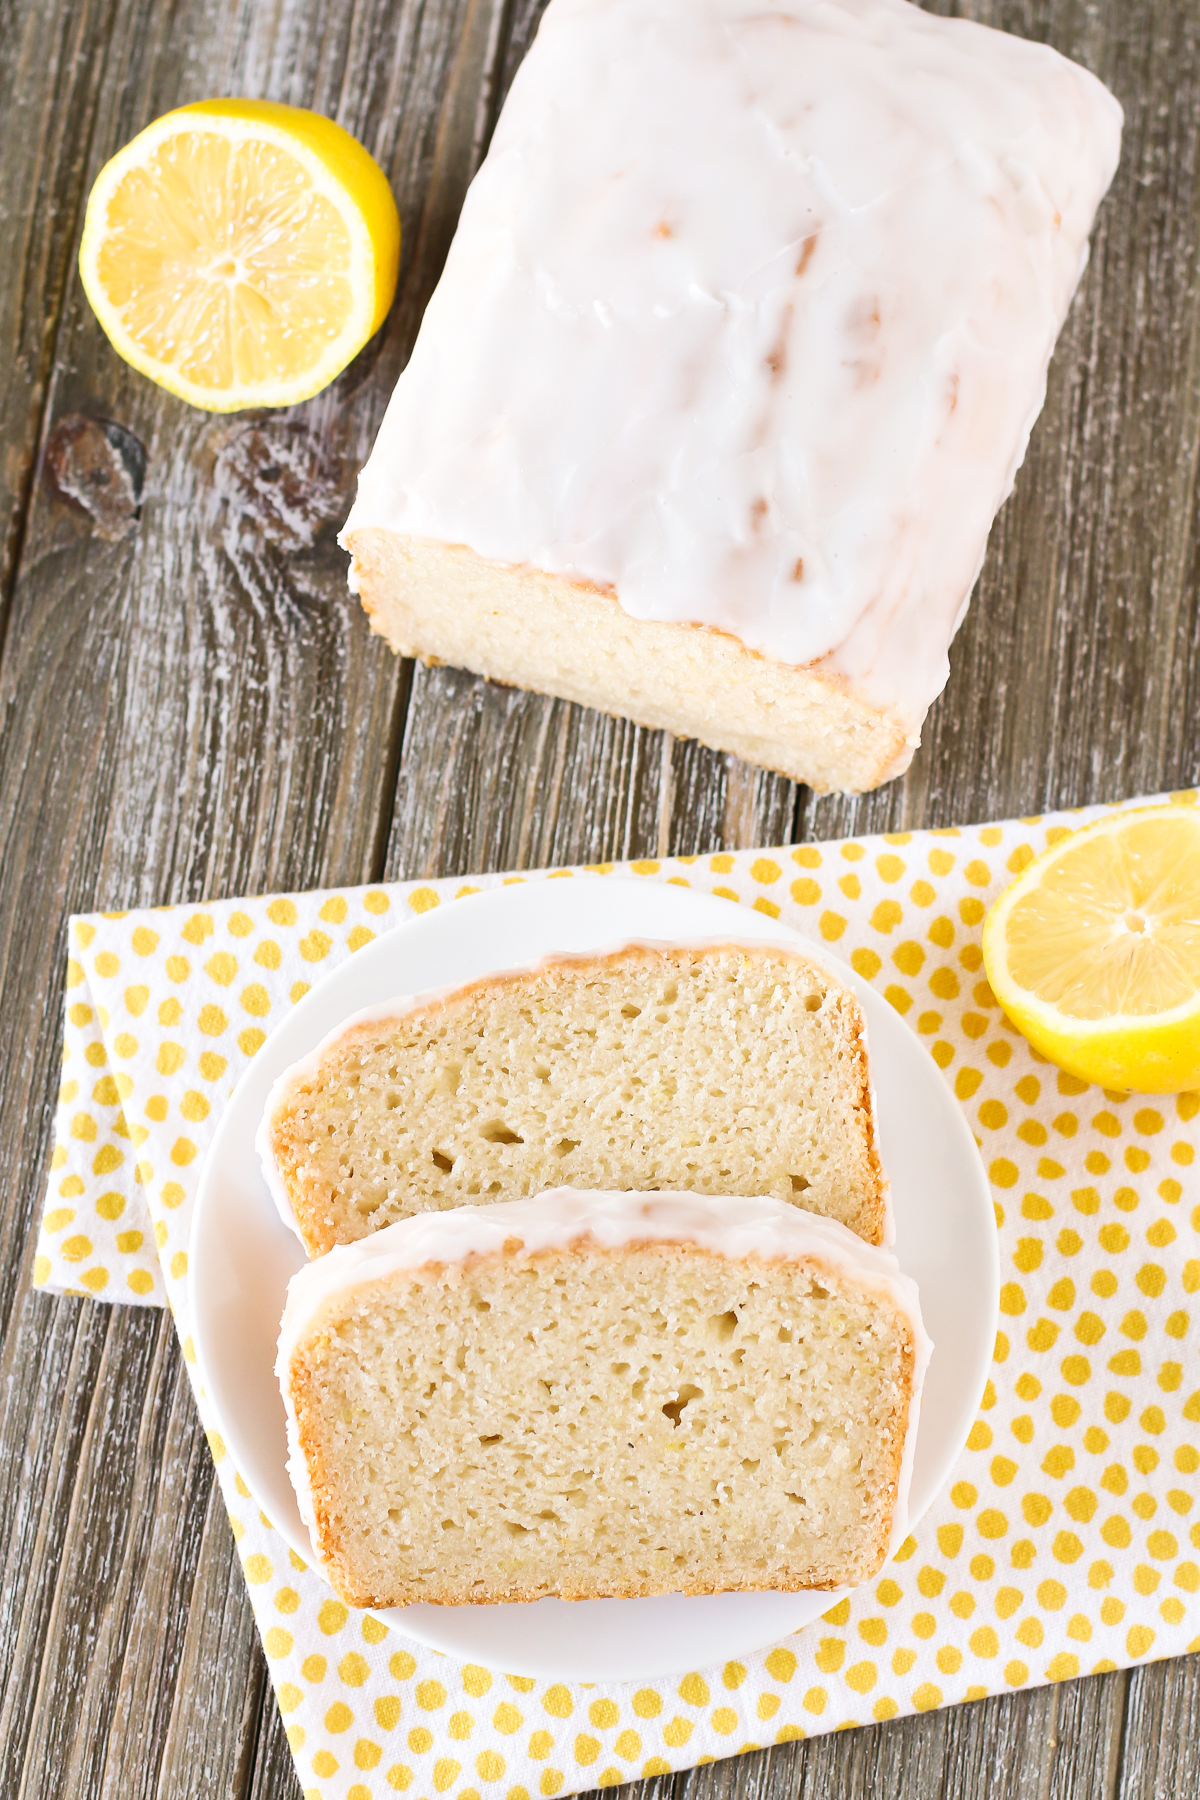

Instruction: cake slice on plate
[341,0,1121,792]
[277,1190,931,1606]
[258,939,888,1254]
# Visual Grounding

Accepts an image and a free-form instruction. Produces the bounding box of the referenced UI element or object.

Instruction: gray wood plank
[0,0,122,626]
[0,1297,111,1791]
[386,665,668,878]
[666,740,799,860]
[1050,1668,1127,1799]
[0,0,511,1796]
[103,1332,243,1800]
[247,1684,304,1800]
[1118,1654,1200,1800]
[152,1483,268,1800]
[11,1308,198,1800]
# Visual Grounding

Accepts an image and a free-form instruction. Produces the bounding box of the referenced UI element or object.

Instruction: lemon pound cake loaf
[259,940,888,1255]
[341,0,1122,793]
[277,1191,932,1606]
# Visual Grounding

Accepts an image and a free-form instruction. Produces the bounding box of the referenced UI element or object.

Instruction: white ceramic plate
[190,876,997,1681]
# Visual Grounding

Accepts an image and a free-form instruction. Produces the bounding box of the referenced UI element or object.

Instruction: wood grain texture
[0,0,1196,1797]
[1119,1652,1200,1798]
[386,665,669,878]
[592,1661,1128,1800]
[0,0,510,1795]
[0,0,123,627]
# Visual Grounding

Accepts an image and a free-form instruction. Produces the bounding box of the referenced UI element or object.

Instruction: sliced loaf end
[279,1191,926,1606]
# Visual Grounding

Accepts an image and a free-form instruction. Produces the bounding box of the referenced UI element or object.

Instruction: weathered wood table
[1,0,1198,1794]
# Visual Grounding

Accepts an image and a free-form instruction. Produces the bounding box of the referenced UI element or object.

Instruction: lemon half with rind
[78,100,400,412]
[982,802,1200,1093]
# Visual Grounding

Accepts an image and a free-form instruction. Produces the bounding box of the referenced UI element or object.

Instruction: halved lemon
[78,99,400,411]
[982,802,1200,1093]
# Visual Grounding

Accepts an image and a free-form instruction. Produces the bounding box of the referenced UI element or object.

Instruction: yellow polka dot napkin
[36,790,1200,1800]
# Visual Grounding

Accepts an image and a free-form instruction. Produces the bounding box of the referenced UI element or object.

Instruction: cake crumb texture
[288,1242,915,1605]
[266,942,886,1253]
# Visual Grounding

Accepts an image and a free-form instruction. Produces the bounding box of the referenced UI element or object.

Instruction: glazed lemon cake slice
[341,0,1121,791]
[259,939,888,1255]
[277,1190,932,1607]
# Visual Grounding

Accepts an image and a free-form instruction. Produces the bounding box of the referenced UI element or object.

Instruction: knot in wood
[44,415,146,542]
[212,426,346,551]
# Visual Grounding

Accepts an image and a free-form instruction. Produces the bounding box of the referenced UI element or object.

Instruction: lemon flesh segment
[983,805,1200,1093]
[79,105,400,411]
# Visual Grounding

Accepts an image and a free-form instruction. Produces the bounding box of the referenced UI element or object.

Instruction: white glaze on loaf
[343,0,1121,736]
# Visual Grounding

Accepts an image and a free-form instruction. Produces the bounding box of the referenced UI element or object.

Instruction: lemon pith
[982,803,1200,1094]
[78,100,400,412]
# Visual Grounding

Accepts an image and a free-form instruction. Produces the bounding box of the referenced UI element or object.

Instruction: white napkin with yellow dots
[36,791,1200,1800]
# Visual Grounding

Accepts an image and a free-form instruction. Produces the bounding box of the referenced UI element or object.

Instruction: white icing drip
[256,933,892,1246]
[276,1188,931,1581]
[343,0,1120,733]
